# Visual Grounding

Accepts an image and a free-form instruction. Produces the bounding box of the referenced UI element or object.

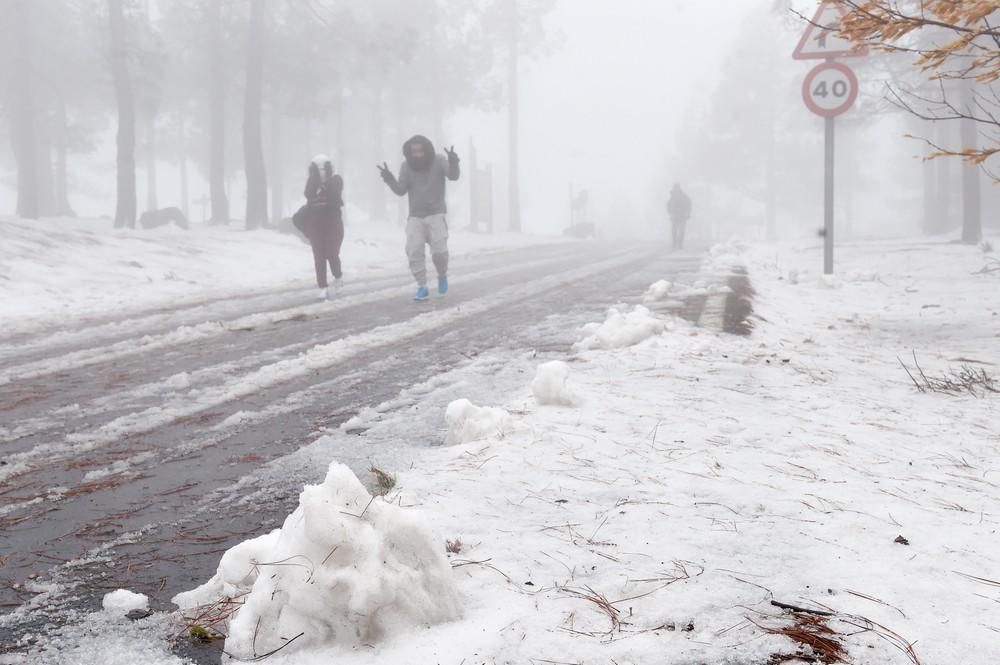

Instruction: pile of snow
[173,463,459,659]
[102,589,149,616]
[444,399,510,445]
[575,305,667,350]
[644,278,731,304]
[642,279,673,303]
[707,238,748,263]
[531,361,580,407]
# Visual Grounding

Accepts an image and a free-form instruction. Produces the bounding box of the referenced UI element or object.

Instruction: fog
[1,0,998,241]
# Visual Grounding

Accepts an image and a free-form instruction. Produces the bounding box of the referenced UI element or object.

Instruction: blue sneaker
[414,286,430,301]
[437,275,449,295]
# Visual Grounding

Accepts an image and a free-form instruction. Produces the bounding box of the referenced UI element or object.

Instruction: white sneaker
[317,287,329,300]
[333,277,344,294]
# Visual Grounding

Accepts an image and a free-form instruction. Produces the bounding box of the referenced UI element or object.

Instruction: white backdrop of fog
[3,0,992,240]
[453,0,747,236]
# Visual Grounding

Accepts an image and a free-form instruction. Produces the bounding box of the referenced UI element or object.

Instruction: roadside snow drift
[531,360,580,406]
[173,463,459,658]
[575,304,667,349]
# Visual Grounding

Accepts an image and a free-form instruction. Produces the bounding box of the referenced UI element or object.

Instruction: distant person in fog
[293,155,344,299]
[667,184,692,251]
[377,135,460,301]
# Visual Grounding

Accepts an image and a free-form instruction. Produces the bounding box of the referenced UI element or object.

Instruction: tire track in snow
[0,247,582,386]
[0,249,595,451]
[0,248,645,485]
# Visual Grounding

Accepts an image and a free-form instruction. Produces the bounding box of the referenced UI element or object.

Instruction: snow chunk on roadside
[532,361,580,407]
[172,531,281,610]
[575,305,667,350]
[445,399,510,444]
[102,589,149,616]
[173,463,459,659]
[642,279,673,303]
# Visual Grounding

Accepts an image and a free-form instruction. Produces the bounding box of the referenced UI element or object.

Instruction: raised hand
[444,146,459,163]
[377,162,394,182]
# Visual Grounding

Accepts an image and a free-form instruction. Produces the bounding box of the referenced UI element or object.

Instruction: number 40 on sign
[802,60,858,118]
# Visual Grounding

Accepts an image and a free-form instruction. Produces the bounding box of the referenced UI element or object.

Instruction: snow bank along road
[0,241,704,648]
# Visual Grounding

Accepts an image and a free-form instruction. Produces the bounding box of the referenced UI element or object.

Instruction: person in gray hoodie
[378,135,460,301]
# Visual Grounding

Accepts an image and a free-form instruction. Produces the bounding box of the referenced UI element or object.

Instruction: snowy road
[0,241,703,655]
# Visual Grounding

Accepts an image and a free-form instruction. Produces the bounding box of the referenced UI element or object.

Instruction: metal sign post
[824,116,835,274]
[802,61,858,274]
[794,1,866,275]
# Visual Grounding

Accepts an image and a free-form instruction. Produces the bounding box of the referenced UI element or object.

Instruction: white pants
[406,214,449,287]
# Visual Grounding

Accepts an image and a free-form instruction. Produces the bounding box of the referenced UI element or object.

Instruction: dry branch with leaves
[832,1,1000,167]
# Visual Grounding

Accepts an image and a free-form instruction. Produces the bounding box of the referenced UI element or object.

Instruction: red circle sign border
[802,61,859,118]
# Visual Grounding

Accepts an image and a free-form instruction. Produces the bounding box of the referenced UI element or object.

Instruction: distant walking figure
[293,155,344,299]
[378,135,460,301]
[667,184,692,251]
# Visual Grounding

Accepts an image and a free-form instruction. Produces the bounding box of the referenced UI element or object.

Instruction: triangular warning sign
[793,1,869,60]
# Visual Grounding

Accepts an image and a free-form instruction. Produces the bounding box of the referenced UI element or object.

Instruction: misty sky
[455,0,755,233]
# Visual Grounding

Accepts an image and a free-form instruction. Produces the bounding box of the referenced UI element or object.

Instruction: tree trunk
[208,1,229,224]
[53,97,76,217]
[178,111,190,219]
[931,120,952,234]
[507,0,521,232]
[146,111,158,212]
[960,81,982,244]
[334,79,346,172]
[369,85,387,222]
[11,1,39,219]
[269,96,283,224]
[922,145,935,234]
[243,0,268,230]
[109,0,137,228]
[36,113,56,217]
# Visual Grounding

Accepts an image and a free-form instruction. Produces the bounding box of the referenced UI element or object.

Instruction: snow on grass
[173,463,459,659]
[198,236,998,664]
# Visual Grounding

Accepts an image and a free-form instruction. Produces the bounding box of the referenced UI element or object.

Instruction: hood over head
[309,155,334,181]
[403,135,435,171]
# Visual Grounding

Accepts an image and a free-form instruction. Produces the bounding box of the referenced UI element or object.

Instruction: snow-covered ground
[0,216,563,329]
[4,237,999,665]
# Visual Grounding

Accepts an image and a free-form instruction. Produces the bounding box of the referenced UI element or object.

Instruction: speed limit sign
[802,61,858,117]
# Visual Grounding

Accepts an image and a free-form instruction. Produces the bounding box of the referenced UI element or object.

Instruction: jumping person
[667,183,692,251]
[293,155,345,299]
[377,136,460,301]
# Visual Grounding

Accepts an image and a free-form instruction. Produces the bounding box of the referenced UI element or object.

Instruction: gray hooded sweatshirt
[386,135,460,218]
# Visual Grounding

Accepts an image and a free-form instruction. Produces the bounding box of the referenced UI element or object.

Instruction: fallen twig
[770,600,835,617]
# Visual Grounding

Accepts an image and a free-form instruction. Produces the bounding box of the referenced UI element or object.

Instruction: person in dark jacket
[377,135,460,301]
[294,155,345,299]
[667,184,692,251]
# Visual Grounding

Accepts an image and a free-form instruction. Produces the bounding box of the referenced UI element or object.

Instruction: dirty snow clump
[445,398,510,445]
[173,463,460,659]
[102,589,149,616]
[531,361,580,407]
[575,305,667,350]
